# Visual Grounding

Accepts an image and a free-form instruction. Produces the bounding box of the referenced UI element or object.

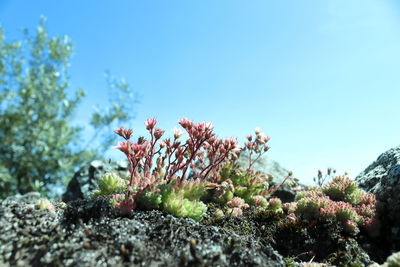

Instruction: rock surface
[355,145,400,194]
[355,145,400,251]
[63,160,130,202]
[0,194,285,267]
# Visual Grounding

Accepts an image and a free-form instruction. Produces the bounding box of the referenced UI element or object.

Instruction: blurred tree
[0,17,137,198]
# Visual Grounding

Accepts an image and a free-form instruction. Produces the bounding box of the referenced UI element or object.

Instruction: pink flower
[115,141,131,155]
[179,118,191,129]
[193,121,214,135]
[245,142,252,149]
[132,143,141,153]
[154,128,165,139]
[145,118,157,131]
[225,137,238,149]
[204,122,214,131]
[114,126,126,137]
[114,126,133,140]
[172,127,184,139]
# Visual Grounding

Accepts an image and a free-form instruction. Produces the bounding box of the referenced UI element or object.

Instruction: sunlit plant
[93,118,295,221]
[109,118,238,219]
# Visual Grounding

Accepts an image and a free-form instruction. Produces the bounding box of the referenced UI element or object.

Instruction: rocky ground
[0,193,285,267]
[1,145,400,266]
[0,192,382,267]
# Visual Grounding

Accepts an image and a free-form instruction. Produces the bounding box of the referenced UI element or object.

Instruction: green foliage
[0,18,136,198]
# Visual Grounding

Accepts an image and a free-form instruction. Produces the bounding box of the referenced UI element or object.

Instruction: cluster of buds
[356,203,376,218]
[227,197,250,209]
[359,192,376,206]
[224,197,250,217]
[243,127,271,170]
[291,176,380,236]
[320,201,360,224]
[295,195,331,219]
[198,137,239,181]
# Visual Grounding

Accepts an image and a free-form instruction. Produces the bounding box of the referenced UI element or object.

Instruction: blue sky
[1,0,400,184]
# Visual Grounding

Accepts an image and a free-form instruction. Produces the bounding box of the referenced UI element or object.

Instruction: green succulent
[322,176,358,203]
[136,188,162,210]
[218,164,269,205]
[157,183,208,221]
[162,196,207,221]
[95,172,128,196]
[268,197,283,212]
[295,196,330,219]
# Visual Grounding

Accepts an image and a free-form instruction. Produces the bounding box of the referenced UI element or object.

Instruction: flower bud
[173,127,184,139]
[145,118,157,131]
[154,128,165,139]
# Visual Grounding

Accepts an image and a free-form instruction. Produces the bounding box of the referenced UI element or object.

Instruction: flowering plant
[92,118,293,221]
[110,118,239,218]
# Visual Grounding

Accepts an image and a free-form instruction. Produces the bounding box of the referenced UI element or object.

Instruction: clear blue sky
[1,0,400,184]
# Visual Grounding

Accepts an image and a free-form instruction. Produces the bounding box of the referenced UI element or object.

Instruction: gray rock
[355,145,400,251]
[1,192,41,206]
[355,145,400,193]
[63,160,130,203]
